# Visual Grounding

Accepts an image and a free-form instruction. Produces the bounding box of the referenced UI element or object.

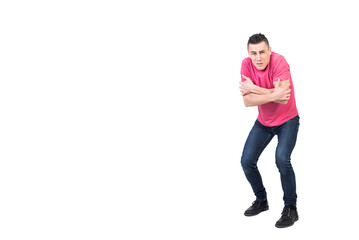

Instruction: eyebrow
[250,50,267,54]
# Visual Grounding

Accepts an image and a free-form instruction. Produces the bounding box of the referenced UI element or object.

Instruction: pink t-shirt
[241,52,298,127]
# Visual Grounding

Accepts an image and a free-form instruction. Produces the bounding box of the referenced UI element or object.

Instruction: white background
[1,0,358,239]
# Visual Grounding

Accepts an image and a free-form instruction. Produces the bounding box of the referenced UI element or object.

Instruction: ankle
[285,205,297,210]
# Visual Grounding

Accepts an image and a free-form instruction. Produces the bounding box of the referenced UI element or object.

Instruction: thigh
[242,120,274,162]
[276,116,300,158]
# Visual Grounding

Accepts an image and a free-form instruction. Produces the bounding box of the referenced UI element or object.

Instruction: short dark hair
[247,33,270,50]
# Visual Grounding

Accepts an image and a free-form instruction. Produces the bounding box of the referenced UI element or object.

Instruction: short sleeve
[272,56,291,82]
[240,58,251,82]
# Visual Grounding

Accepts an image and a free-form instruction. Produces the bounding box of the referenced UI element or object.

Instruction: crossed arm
[240,75,291,107]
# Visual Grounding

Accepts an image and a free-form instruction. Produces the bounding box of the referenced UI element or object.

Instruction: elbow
[243,96,253,107]
[243,100,253,107]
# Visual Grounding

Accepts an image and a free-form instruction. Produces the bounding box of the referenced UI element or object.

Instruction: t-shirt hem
[257,112,299,127]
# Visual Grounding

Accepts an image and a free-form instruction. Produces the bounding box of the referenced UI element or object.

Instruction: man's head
[247,33,272,71]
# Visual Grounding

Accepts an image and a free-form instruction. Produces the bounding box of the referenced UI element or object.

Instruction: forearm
[243,93,274,107]
[249,80,290,95]
[251,85,273,95]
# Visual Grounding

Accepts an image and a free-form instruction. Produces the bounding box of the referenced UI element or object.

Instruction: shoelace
[252,201,260,207]
[287,208,291,218]
[282,207,293,218]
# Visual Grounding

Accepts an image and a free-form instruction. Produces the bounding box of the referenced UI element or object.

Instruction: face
[248,41,272,71]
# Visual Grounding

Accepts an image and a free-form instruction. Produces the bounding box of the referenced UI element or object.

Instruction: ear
[247,50,251,57]
[269,47,272,55]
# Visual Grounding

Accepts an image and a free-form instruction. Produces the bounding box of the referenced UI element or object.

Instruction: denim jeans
[241,116,300,206]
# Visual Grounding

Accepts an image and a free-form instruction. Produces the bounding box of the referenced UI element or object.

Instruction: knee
[275,154,292,173]
[241,154,256,172]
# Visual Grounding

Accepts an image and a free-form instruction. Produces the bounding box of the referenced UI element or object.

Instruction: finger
[274,79,280,88]
[242,74,249,80]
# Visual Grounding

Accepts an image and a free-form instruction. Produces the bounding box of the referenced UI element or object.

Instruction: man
[239,33,300,228]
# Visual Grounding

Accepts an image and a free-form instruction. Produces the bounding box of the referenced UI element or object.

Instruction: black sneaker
[244,200,269,216]
[275,205,299,228]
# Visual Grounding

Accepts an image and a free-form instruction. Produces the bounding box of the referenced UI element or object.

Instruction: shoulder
[241,57,253,71]
[241,57,251,66]
[241,57,253,74]
[270,52,288,66]
[270,52,290,71]
[240,57,253,79]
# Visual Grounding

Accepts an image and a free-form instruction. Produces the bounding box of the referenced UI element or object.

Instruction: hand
[240,75,255,96]
[271,79,291,104]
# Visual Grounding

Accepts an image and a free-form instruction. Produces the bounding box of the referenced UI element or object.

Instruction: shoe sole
[244,206,269,217]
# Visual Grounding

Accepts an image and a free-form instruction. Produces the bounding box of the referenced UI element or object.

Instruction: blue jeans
[241,116,300,206]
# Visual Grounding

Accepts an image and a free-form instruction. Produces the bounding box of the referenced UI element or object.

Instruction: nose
[256,54,261,61]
